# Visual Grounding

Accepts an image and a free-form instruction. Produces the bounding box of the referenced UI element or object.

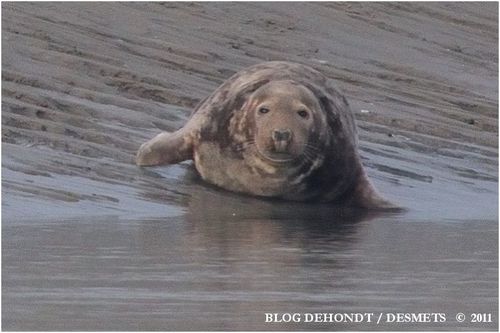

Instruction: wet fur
[137,61,398,210]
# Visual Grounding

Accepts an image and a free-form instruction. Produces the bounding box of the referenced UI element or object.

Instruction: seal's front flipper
[136,130,193,166]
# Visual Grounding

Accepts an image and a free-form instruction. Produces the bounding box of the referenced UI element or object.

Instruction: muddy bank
[2,2,498,219]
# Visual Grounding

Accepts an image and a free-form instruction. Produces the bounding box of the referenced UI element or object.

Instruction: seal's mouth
[256,147,297,164]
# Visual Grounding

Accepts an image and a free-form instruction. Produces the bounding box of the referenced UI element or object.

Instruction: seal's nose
[272,129,292,143]
[272,129,292,152]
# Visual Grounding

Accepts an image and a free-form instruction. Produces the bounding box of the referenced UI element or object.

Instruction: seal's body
[137,61,395,209]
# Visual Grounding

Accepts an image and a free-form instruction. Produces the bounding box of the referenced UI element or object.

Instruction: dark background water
[3,210,498,331]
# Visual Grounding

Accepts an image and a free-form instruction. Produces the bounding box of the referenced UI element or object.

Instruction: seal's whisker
[234,140,255,152]
[303,143,322,152]
[239,140,255,145]
[301,150,317,163]
[301,155,313,164]
[304,146,319,158]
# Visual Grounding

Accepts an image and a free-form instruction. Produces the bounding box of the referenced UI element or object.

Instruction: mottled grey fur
[137,61,396,209]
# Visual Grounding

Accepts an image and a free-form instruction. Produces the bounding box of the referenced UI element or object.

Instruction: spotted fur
[137,61,397,209]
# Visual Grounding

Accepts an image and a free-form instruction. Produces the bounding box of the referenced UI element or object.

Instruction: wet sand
[2,2,498,331]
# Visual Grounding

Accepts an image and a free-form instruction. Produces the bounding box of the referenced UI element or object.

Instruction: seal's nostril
[272,129,291,142]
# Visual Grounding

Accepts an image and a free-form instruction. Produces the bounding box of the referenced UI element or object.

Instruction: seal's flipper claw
[136,130,192,166]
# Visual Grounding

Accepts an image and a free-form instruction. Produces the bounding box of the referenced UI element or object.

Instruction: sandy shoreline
[3,2,498,220]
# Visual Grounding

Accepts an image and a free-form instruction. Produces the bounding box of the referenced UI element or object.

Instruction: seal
[136,61,396,209]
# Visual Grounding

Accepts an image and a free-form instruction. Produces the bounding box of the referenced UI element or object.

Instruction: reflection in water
[3,181,497,331]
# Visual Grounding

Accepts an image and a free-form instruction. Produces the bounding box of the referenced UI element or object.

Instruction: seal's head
[243,80,327,165]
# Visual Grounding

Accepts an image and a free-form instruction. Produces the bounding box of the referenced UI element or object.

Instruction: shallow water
[3,209,497,330]
[3,158,499,331]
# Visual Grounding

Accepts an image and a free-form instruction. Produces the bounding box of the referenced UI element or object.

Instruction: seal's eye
[258,107,270,114]
[297,110,309,118]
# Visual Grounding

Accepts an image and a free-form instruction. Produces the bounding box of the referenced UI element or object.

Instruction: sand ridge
[2,2,498,219]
